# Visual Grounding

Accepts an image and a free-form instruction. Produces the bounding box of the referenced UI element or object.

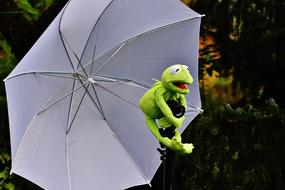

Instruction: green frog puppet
[139,64,194,155]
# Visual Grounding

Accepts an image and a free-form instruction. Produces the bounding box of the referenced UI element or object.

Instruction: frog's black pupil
[176,68,179,72]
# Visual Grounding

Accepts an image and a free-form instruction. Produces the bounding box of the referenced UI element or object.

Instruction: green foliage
[34,0,55,10]
[0,36,16,76]
[0,35,16,140]
[0,35,16,190]
[15,0,41,21]
[15,0,55,21]
[0,34,16,123]
[199,44,220,77]
[175,99,285,190]
[193,0,285,106]
[0,153,15,190]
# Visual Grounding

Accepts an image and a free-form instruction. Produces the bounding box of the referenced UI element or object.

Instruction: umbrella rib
[95,83,140,109]
[66,83,90,133]
[79,16,202,74]
[78,0,116,62]
[65,76,75,190]
[126,17,202,44]
[89,84,106,119]
[187,103,204,114]
[90,19,101,75]
[58,0,76,73]
[91,75,151,91]
[99,76,150,89]
[58,8,77,186]
[37,81,88,115]
[65,135,72,190]
[4,71,75,81]
[60,33,90,78]
[35,73,79,80]
[93,41,127,75]
[59,32,76,72]
[66,79,76,132]
[77,79,106,119]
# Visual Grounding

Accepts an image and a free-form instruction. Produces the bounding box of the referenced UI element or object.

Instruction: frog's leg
[145,115,172,148]
[157,119,193,154]
[158,118,181,143]
[145,116,187,153]
[173,129,194,154]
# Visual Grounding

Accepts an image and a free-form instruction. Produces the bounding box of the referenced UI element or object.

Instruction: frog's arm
[176,94,187,126]
[155,88,184,128]
[179,94,187,110]
[174,129,182,143]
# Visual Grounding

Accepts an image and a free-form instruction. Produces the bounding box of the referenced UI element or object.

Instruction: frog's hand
[177,143,194,155]
[155,88,184,128]
[158,117,172,128]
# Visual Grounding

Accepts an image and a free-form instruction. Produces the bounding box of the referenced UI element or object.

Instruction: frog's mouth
[173,82,188,90]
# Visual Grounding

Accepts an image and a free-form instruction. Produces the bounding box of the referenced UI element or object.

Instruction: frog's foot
[179,143,194,155]
[159,137,194,155]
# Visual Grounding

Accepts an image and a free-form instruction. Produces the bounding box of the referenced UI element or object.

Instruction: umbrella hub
[88,77,96,84]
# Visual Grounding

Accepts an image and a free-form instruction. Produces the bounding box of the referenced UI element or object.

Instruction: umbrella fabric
[4,0,202,189]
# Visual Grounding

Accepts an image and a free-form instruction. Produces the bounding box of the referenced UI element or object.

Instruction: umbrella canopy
[4,0,202,189]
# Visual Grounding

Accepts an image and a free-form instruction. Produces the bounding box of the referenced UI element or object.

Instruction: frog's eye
[182,65,190,71]
[170,65,182,75]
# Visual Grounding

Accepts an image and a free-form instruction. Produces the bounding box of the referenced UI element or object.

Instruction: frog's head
[161,64,193,94]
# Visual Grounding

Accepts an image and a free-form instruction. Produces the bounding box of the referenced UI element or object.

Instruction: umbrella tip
[152,78,159,82]
[197,107,204,114]
[147,180,152,187]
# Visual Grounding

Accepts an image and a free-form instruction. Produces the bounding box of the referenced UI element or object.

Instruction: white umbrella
[4,0,202,189]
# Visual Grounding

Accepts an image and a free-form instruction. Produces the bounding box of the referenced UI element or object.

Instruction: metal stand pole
[158,127,176,190]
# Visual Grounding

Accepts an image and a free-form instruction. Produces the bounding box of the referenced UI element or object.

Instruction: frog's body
[139,64,194,154]
[139,82,165,119]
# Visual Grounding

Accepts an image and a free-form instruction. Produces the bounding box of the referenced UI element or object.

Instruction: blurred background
[0,0,285,189]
